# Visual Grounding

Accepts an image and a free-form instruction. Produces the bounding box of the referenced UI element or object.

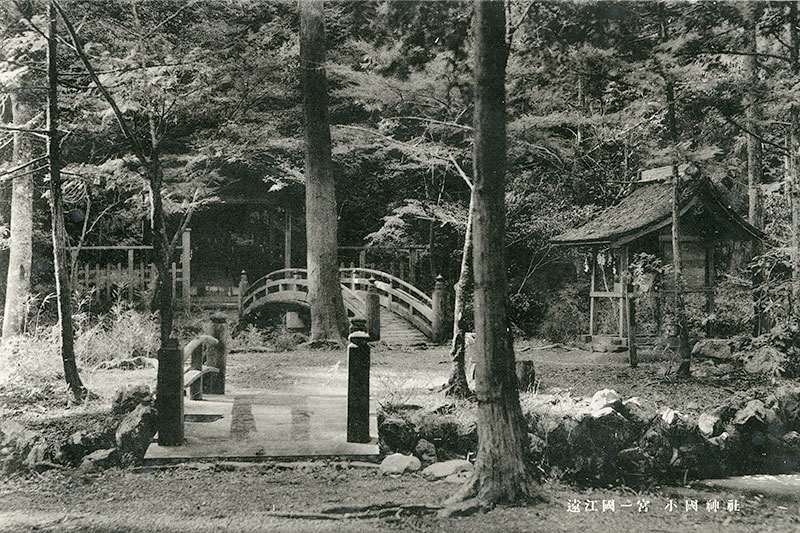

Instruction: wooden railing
[239,266,438,340]
[67,229,192,306]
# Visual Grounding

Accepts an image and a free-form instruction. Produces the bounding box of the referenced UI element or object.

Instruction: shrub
[75,302,158,366]
[536,281,588,343]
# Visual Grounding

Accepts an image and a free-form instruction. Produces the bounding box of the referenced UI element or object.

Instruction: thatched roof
[551,176,764,247]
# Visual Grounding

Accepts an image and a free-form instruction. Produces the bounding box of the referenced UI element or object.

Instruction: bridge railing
[339,268,434,338]
[238,267,442,340]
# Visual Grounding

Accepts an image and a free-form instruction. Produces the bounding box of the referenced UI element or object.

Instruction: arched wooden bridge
[239,268,437,344]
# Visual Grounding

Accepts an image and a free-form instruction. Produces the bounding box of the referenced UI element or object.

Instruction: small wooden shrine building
[551,166,764,347]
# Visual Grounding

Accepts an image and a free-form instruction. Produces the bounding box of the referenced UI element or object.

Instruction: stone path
[144,391,379,463]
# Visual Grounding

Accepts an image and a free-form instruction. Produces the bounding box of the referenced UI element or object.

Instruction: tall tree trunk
[448,1,536,506]
[444,193,474,399]
[788,2,800,321]
[2,95,34,338]
[661,12,691,377]
[299,0,348,342]
[46,1,85,402]
[0,97,14,326]
[744,3,766,334]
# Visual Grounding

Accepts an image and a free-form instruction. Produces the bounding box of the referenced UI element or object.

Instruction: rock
[24,441,48,467]
[698,413,722,438]
[79,448,118,470]
[591,406,622,419]
[620,397,653,425]
[414,439,437,466]
[444,471,471,484]
[733,400,768,429]
[660,408,682,426]
[112,384,153,415]
[782,431,800,448]
[115,404,157,461]
[773,384,800,431]
[691,339,734,361]
[589,389,622,412]
[707,431,729,448]
[378,416,417,454]
[765,408,785,437]
[686,401,701,410]
[96,356,157,371]
[421,459,473,480]
[379,453,421,475]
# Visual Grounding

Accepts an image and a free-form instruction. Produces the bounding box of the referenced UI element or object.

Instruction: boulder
[707,431,729,448]
[782,431,800,448]
[732,400,768,429]
[414,439,437,466]
[691,339,734,362]
[773,384,800,431]
[620,397,653,426]
[444,471,471,484]
[79,448,118,471]
[698,413,722,438]
[589,389,622,412]
[378,416,417,454]
[379,453,421,475]
[421,459,473,480]
[112,384,153,415]
[115,404,157,461]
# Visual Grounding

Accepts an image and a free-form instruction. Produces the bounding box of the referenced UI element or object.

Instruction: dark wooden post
[156,338,183,446]
[182,228,191,309]
[347,327,371,443]
[432,274,447,343]
[366,276,380,341]
[238,270,248,316]
[626,281,638,368]
[359,248,366,269]
[203,316,229,395]
[589,249,597,339]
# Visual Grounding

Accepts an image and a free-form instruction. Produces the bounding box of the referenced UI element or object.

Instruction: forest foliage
[1,0,799,339]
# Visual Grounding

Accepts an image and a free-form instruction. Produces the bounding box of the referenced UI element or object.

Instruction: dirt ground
[1,340,796,532]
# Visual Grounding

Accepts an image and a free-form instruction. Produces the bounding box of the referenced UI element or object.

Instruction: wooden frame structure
[552,169,764,347]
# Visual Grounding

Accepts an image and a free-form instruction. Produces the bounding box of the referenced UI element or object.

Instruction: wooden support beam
[589,248,596,337]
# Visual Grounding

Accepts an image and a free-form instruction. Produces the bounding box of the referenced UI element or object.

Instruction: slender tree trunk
[661,13,691,377]
[788,2,800,321]
[744,3,766,334]
[448,1,536,506]
[2,95,34,338]
[444,193,474,399]
[299,0,348,342]
[0,97,12,320]
[46,1,85,402]
[147,156,173,344]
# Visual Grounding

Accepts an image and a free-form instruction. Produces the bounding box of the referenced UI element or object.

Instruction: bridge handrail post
[203,316,230,395]
[432,274,448,344]
[366,277,380,341]
[238,270,248,316]
[347,324,371,443]
[156,338,183,446]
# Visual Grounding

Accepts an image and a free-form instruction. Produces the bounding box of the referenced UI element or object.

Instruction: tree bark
[661,12,691,377]
[788,2,800,320]
[46,1,86,402]
[2,95,34,338]
[0,97,12,322]
[444,193,474,399]
[448,0,536,506]
[743,2,766,334]
[299,0,348,342]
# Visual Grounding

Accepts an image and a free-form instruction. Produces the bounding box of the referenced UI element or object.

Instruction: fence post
[203,315,229,395]
[182,228,191,309]
[626,281,638,368]
[238,270,248,316]
[188,340,204,401]
[432,274,447,343]
[347,326,371,443]
[359,248,366,269]
[156,338,183,446]
[366,277,380,341]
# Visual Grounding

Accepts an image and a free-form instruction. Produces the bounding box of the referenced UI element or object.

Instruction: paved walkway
[144,391,379,463]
